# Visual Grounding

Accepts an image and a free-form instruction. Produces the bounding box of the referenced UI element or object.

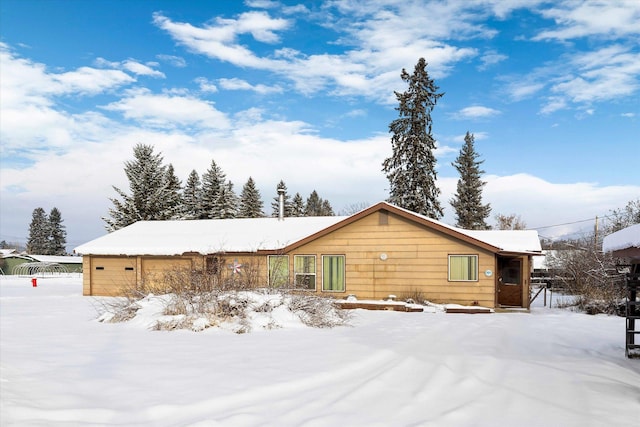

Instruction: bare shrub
[288,294,352,328]
[99,262,352,332]
[398,288,427,305]
[547,243,626,315]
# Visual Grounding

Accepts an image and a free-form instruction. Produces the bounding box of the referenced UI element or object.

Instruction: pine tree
[215,180,238,219]
[320,199,334,216]
[201,159,226,219]
[26,207,49,254]
[305,190,322,216]
[450,132,491,229]
[382,57,444,219]
[271,180,292,217]
[183,169,202,220]
[47,207,67,255]
[161,164,183,220]
[291,193,305,217]
[239,177,264,218]
[103,144,171,231]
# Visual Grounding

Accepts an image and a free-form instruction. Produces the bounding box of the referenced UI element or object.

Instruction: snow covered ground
[1,276,639,426]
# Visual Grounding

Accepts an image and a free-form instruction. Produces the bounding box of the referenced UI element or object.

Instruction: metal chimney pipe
[277,188,285,221]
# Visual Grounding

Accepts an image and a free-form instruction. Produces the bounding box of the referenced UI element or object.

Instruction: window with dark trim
[448,255,478,281]
[322,255,345,292]
[268,255,289,287]
[294,255,316,290]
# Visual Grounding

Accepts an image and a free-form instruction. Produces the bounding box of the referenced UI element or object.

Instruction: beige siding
[288,211,498,307]
[141,257,193,291]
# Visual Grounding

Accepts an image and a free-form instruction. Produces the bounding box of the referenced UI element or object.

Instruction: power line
[529,213,617,231]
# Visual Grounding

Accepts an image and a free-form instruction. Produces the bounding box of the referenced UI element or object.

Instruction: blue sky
[1,0,639,249]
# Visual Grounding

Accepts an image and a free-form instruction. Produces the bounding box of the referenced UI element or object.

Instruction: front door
[498,257,523,306]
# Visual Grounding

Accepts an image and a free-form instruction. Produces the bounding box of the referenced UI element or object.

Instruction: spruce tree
[450,132,491,229]
[215,180,238,219]
[47,207,67,255]
[183,170,202,220]
[320,199,334,216]
[103,144,171,231]
[26,207,49,254]
[291,193,305,217]
[271,180,292,217]
[305,190,322,216]
[382,57,444,219]
[201,160,226,219]
[161,164,183,220]
[239,177,264,218]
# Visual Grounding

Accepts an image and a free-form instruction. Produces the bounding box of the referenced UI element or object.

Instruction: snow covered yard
[1,276,639,426]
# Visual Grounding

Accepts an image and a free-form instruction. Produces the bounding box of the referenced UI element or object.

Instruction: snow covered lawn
[1,276,639,426]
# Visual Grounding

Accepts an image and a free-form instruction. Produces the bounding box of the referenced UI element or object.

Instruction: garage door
[141,257,192,291]
[90,257,137,296]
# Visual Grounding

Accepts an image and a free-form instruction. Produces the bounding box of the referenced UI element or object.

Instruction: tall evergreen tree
[450,132,491,229]
[320,199,335,216]
[239,177,264,218]
[382,57,444,219]
[291,193,305,217]
[215,180,238,219]
[201,159,226,219]
[305,190,322,216]
[47,207,67,255]
[160,164,183,220]
[183,169,202,220]
[26,207,49,254]
[103,144,171,231]
[271,180,292,217]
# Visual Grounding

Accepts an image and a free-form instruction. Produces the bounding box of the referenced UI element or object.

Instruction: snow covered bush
[96,266,351,332]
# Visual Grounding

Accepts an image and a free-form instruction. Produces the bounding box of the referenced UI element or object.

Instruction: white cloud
[533,0,640,40]
[96,57,165,77]
[478,50,508,70]
[101,89,231,130]
[195,77,218,93]
[454,106,501,119]
[218,77,282,94]
[156,54,187,67]
[551,45,640,103]
[121,60,165,78]
[152,5,479,102]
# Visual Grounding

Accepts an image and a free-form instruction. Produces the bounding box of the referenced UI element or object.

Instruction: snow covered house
[603,223,640,264]
[74,202,542,308]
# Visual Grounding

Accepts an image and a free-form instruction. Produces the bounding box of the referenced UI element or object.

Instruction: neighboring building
[603,223,640,358]
[0,251,82,275]
[75,202,542,308]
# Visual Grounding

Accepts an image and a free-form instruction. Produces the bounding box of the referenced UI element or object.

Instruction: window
[95,266,104,270]
[206,256,222,275]
[322,255,345,292]
[268,255,289,287]
[449,255,478,281]
[124,267,134,271]
[294,255,316,290]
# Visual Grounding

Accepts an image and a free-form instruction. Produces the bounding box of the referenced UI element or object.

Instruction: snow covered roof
[29,255,83,264]
[460,229,542,254]
[383,203,542,254]
[74,216,348,256]
[0,249,17,257]
[603,224,640,254]
[75,202,542,256]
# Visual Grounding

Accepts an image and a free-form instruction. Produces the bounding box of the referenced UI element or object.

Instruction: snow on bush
[98,289,351,333]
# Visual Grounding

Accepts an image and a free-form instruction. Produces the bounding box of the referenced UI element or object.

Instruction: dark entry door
[498,258,522,306]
